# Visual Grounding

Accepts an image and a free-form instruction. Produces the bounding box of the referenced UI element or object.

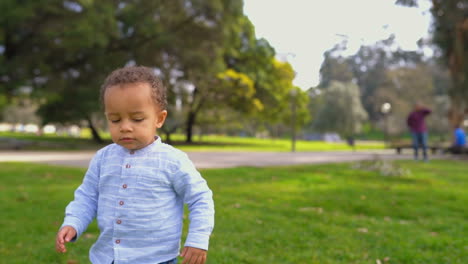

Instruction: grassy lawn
[1,160,466,263]
[0,131,384,151]
[0,132,111,150]
[174,134,383,152]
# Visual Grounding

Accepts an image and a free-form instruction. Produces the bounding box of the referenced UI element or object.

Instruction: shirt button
[130,150,135,154]
[116,219,122,224]
[122,184,128,189]
[119,201,124,206]
[125,164,131,168]
[115,239,120,244]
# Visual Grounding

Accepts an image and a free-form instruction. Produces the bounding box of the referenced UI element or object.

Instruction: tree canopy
[397,0,468,126]
[312,81,368,138]
[1,0,305,142]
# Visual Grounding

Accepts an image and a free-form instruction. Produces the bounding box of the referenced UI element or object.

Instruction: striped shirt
[61,137,214,264]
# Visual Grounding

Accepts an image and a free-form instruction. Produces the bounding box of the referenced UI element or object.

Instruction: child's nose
[120,120,132,132]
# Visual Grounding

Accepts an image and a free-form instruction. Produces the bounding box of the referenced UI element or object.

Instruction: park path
[0,150,443,169]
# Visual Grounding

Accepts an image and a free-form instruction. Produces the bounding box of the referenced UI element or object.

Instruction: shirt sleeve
[423,108,432,115]
[60,150,102,241]
[407,114,413,127]
[172,153,215,251]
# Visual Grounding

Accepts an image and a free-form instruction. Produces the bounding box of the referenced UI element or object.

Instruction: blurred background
[0,0,466,150]
[2,2,468,263]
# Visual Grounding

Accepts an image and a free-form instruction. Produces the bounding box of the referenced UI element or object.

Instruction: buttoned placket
[114,150,135,248]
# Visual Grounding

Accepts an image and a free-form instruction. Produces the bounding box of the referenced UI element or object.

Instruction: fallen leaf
[298,207,323,214]
[357,228,368,233]
[83,233,96,239]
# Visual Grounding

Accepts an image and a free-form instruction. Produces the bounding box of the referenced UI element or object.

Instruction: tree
[2,0,307,143]
[372,65,434,135]
[318,36,426,121]
[218,14,310,138]
[397,0,468,127]
[319,43,354,88]
[1,0,251,143]
[312,81,368,139]
[1,1,139,141]
[346,36,425,121]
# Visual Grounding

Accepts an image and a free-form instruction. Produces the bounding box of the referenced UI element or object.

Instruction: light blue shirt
[61,137,214,264]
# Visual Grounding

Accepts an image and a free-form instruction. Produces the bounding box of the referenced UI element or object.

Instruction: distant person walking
[407,102,431,161]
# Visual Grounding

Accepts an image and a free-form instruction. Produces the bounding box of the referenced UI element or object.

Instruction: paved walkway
[0,150,442,169]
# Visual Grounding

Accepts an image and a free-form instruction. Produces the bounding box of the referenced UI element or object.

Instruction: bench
[0,137,32,150]
[444,146,468,154]
[392,144,442,154]
[389,140,447,155]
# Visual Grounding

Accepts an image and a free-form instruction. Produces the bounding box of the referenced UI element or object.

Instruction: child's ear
[155,110,167,128]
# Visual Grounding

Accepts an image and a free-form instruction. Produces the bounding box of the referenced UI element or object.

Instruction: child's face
[104,82,167,150]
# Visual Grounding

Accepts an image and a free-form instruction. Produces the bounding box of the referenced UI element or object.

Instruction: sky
[243,0,433,90]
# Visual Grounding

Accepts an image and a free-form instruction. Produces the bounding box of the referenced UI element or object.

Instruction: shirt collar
[118,136,162,155]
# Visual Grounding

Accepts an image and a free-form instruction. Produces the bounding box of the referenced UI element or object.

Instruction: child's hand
[55,226,77,253]
[180,246,207,264]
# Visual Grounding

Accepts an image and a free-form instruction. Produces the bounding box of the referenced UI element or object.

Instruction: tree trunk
[165,131,172,144]
[86,116,103,144]
[185,86,204,143]
[448,105,465,127]
[185,110,196,143]
[446,18,467,128]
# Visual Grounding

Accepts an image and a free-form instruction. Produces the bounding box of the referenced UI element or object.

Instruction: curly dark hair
[100,66,167,110]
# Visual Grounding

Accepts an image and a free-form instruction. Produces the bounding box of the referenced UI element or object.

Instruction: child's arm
[56,151,102,250]
[173,153,215,264]
[55,226,77,253]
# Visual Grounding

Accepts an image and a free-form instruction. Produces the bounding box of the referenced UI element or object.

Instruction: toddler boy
[55,66,214,264]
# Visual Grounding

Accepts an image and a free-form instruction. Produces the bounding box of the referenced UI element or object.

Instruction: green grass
[0,160,466,263]
[0,131,111,150]
[173,134,383,152]
[0,131,384,152]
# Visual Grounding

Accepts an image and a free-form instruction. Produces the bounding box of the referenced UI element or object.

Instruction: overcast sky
[243,0,433,89]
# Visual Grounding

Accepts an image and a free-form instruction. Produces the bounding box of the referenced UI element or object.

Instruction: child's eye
[110,119,121,123]
[133,118,144,122]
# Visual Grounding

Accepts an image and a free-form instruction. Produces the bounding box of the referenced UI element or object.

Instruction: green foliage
[3,0,298,143]
[318,36,432,123]
[348,37,425,120]
[372,65,434,135]
[216,69,263,113]
[317,29,455,140]
[313,81,368,137]
[221,17,309,129]
[1,160,467,263]
[397,0,468,126]
[319,44,354,88]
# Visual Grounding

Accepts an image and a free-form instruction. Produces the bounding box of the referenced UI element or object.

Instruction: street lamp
[380,102,392,146]
[290,88,298,152]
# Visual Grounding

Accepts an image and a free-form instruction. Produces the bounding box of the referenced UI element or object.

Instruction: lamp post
[380,102,392,146]
[290,88,298,152]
